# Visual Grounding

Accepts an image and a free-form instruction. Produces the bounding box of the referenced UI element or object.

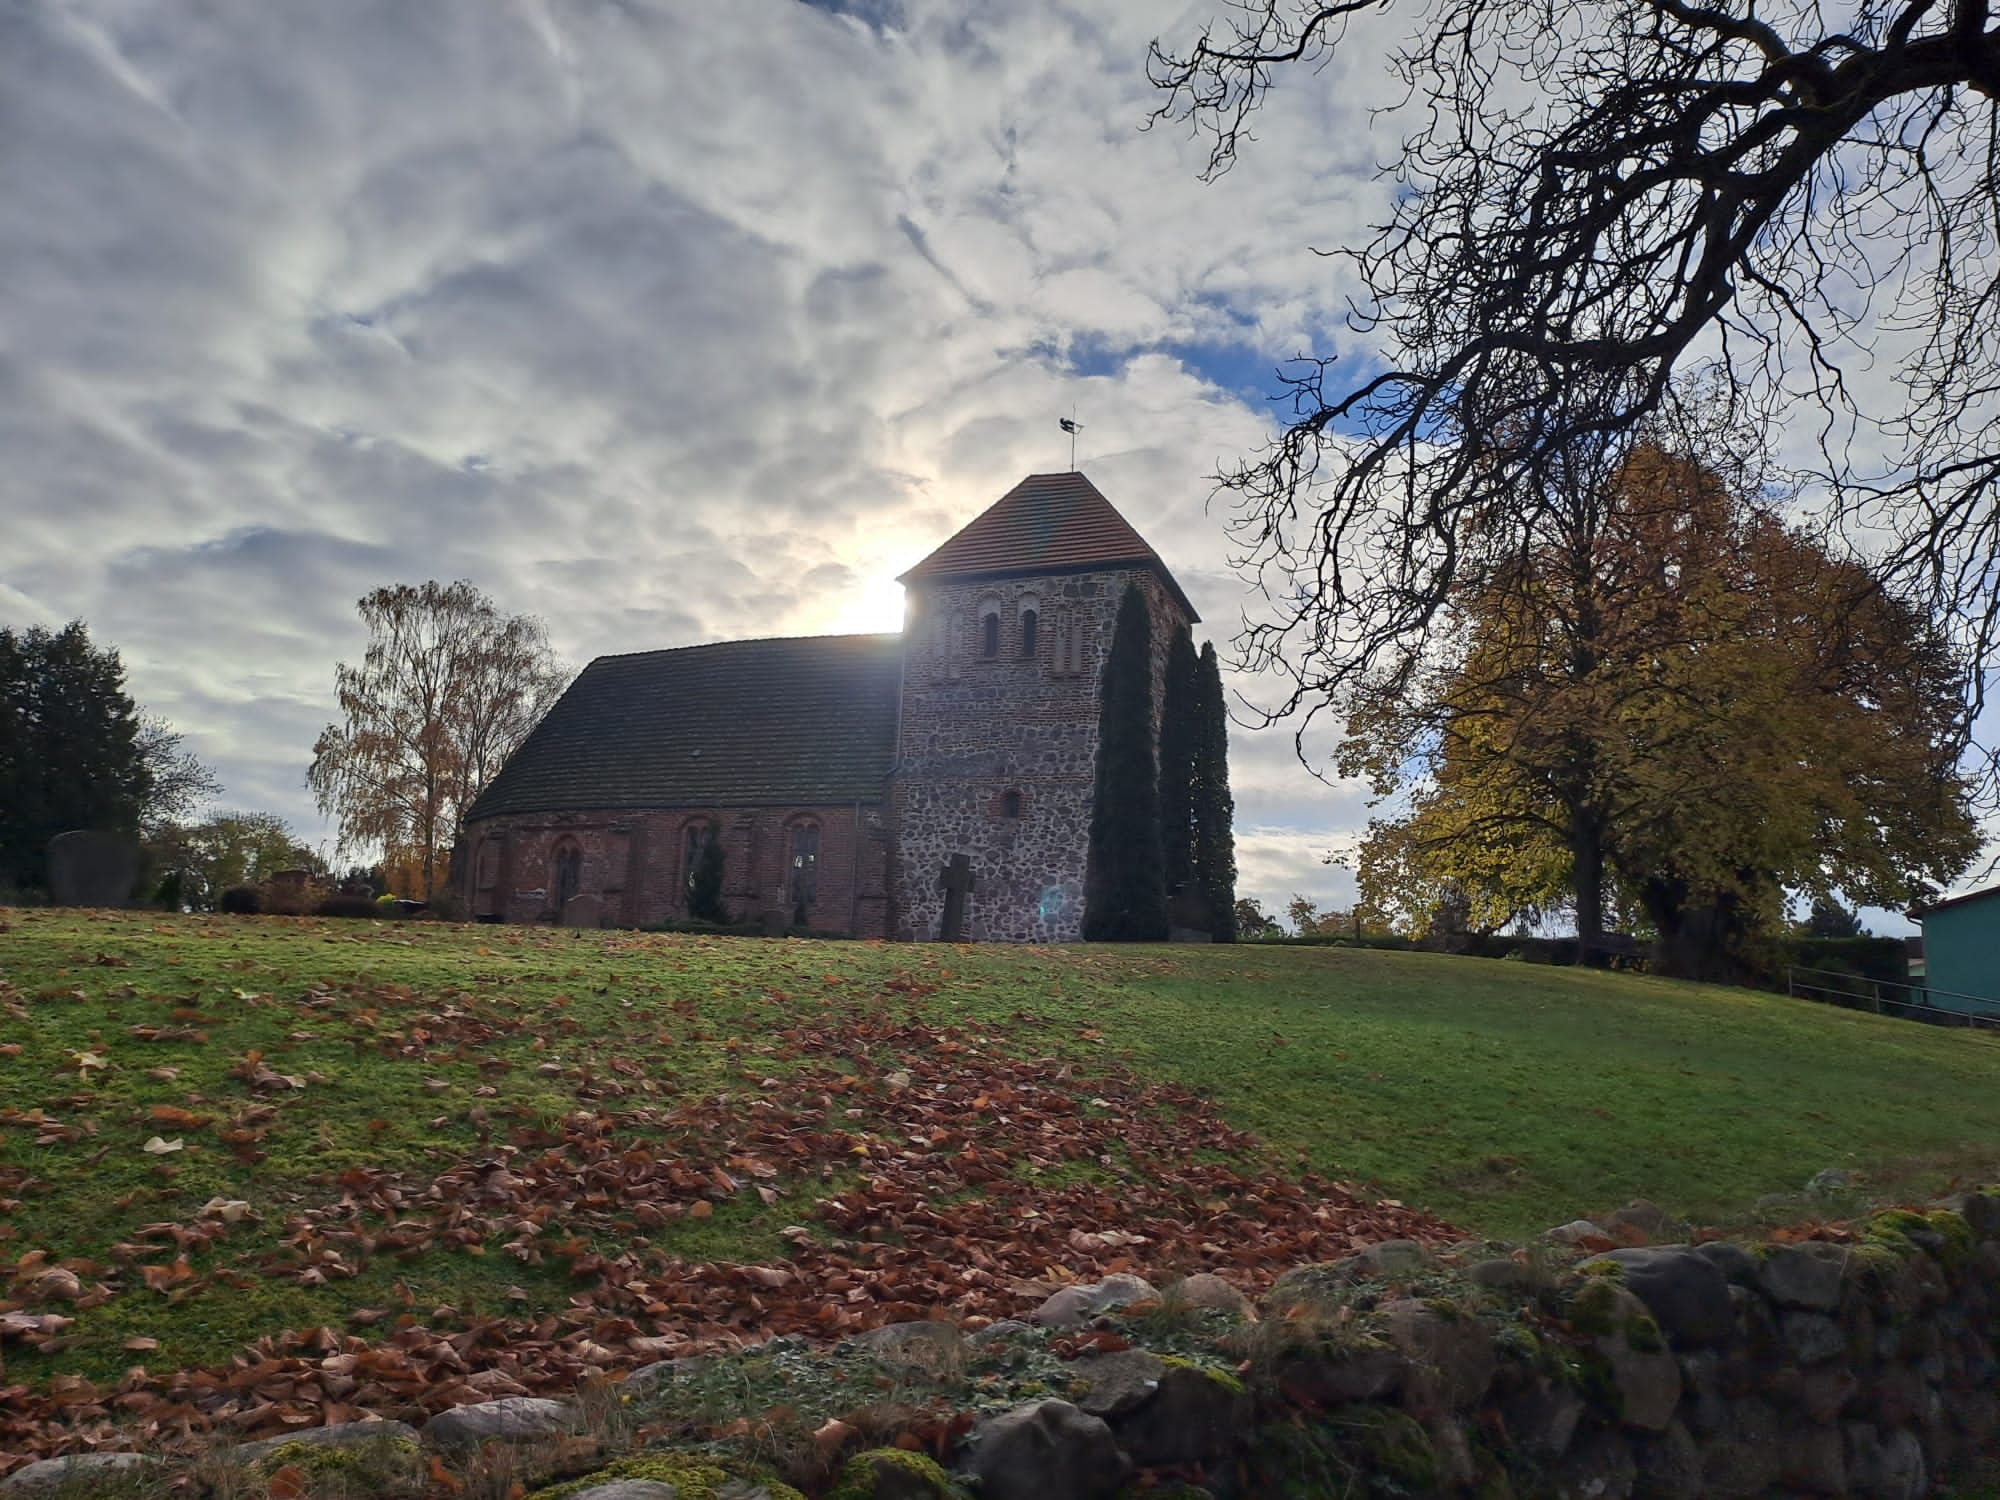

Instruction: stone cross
[939,853,977,942]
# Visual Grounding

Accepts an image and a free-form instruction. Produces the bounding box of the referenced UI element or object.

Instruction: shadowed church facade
[460,473,1196,941]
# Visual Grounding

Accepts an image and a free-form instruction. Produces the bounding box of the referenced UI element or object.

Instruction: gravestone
[939,853,977,942]
[561,893,604,928]
[46,830,140,908]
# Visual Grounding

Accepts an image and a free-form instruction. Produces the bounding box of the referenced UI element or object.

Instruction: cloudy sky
[4,0,1974,930]
[3,0,1422,918]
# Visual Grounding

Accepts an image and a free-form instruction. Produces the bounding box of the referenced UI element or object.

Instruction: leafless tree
[135,714,220,832]
[1149,0,2000,742]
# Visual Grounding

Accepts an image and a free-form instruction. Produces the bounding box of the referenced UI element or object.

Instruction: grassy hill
[4,907,1999,1414]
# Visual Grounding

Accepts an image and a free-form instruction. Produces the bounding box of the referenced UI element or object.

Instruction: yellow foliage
[1345,444,1978,955]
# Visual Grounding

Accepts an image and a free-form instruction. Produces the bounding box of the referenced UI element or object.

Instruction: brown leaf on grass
[27,1268,82,1303]
[139,1259,194,1293]
[0,998,1466,1472]
[148,1106,212,1130]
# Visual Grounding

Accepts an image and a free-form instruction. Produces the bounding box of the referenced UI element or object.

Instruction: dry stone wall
[18,1195,2000,1498]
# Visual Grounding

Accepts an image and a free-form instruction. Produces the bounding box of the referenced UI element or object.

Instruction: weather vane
[1059,406,1083,471]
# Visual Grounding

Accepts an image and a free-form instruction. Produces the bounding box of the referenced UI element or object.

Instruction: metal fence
[1786,965,2000,1030]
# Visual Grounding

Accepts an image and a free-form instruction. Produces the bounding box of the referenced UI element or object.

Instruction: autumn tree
[1349,445,1980,978]
[1149,0,2000,769]
[308,582,567,899]
[1193,642,1239,940]
[1085,584,1170,941]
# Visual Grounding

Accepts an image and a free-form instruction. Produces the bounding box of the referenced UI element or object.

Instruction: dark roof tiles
[899,472,1198,620]
[466,633,900,820]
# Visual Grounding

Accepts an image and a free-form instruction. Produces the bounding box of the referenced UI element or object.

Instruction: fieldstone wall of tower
[890,564,1192,942]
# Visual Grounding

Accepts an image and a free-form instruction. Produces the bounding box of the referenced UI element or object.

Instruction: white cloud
[3,0,1403,900]
[8,0,1962,930]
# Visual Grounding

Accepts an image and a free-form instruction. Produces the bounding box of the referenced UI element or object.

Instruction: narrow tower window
[981,609,1000,658]
[1002,789,1023,819]
[1020,609,1038,657]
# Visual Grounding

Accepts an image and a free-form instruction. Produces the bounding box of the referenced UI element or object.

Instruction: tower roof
[898,471,1198,620]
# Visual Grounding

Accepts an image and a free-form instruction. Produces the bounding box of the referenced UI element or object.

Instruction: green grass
[4,907,1999,1389]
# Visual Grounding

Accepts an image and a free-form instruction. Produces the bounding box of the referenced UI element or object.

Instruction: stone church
[460,472,1197,941]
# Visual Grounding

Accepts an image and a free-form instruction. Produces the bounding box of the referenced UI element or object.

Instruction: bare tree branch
[1151,0,2000,772]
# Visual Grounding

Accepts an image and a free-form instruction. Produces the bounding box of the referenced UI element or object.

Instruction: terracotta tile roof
[465,634,900,820]
[899,472,1198,620]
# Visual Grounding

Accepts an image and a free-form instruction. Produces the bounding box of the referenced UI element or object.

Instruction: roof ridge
[587,631,900,665]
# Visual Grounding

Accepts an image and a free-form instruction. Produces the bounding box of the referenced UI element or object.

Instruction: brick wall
[461,802,892,936]
[890,564,1193,942]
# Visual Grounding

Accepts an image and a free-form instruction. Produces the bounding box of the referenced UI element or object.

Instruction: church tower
[889,472,1198,941]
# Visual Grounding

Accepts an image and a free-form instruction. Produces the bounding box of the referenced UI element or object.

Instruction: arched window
[1002,789,1023,819]
[789,822,820,922]
[980,609,1000,658]
[553,843,583,910]
[1020,609,1038,657]
[683,821,717,901]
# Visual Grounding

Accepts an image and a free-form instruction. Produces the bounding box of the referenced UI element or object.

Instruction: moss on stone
[1566,1277,1623,1337]
[1341,1407,1438,1489]
[1851,1240,1906,1283]
[1493,1323,1541,1364]
[526,1454,807,1500]
[250,1434,422,1493]
[1925,1209,1974,1266]
[1865,1209,1931,1252]
[1555,1347,1620,1414]
[1625,1311,1665,1354]
[1242,1422,1352,1500]
[827,1447,954,1500]
[1159,1353,1249,1396]
[1576,1257,1625,1280]
[252,1437,417,1475]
